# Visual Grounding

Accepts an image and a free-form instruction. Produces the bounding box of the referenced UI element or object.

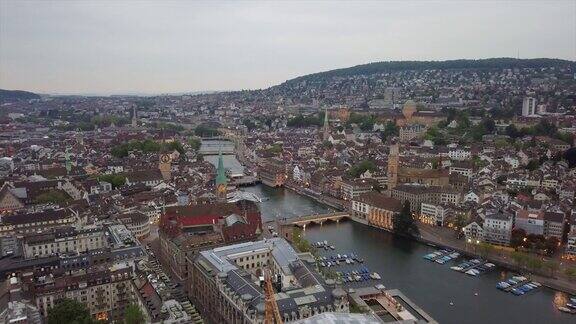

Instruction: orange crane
[264,268,283,324]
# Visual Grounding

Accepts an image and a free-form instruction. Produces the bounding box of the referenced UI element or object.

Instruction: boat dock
[503,278,530,292]
[456,259,483,272]
[348,286,439,324]
[496,275,541,296]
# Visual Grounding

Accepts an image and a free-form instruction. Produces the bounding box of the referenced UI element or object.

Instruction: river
[243,184,573,324]
[211,145,573,323]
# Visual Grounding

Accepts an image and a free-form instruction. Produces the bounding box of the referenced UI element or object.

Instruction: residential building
[340,179,373,201]
[522,97,537,116]
[482,212,513,246]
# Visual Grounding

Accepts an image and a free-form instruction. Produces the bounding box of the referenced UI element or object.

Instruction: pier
[503,278,531,292]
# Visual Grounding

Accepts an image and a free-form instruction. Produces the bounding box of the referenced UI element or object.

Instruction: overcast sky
[1,1,575,95]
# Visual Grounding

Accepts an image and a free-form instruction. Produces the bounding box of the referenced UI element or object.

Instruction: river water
[214,146,574,324]
[243,184,573,324]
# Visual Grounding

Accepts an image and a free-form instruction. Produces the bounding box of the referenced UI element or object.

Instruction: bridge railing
[283,212,349,224]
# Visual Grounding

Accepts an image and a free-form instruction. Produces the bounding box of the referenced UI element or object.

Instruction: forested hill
[0,89,41,103]
[280,58,575,85]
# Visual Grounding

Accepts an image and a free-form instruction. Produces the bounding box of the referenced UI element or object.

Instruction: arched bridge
[281,212,350,228]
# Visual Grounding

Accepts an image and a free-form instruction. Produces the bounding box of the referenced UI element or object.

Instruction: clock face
[160,154,171,164]
[217,184,226,193]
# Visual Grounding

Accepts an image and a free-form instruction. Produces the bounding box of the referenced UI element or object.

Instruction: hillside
[0,89,41,103]
[280,58,575,86]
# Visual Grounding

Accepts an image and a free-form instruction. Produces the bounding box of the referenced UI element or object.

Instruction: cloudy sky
[0,1,574,95]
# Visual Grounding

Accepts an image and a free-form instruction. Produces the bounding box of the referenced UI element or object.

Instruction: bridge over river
[280,212,354,228]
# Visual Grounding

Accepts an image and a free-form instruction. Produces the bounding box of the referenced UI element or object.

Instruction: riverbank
[276,182,576,294]
[417,224,576,295]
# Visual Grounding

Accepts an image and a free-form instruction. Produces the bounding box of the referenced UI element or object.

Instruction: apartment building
[482,212,513,246]
[22,225,106,258]
[0,208,81,237]
[34,264,135,322]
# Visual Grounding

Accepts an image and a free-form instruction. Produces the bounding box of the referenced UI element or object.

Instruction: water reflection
[553,291,568,307]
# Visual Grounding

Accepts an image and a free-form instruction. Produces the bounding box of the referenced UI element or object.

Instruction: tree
[544,236,560,255]
[543,260,559,277]
[349,160,377,178]
[98,174,126,189]
[393,201,420,238]
[477,242,495,258]
[510,228,527,248]
[124,304,145,324]
[34,190,70,204]
[47,298,95,324]
[506,124,520,138]
[565,267,576,282]
[511,251,528,268]
[525,160,540,171]
[188,137,201,151]
[380,121,399,141]
[243,118,258,131]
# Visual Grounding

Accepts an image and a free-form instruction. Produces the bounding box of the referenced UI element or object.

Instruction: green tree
[194,124,220,137]
[188,137,201,151]
[34,190,70,204]
[511,251,528,268]
[565,267,576,282]
[543,260,559,277]
[124,304,145,324]
[477,242,495,258]
[98,174,127,189]
[380,121,399,141]
[349,160,377,177]
[163,141,185,154]
[393,201,420,238]
[510,228,527,248]
[47,298,95,324]
[525,160,540,171]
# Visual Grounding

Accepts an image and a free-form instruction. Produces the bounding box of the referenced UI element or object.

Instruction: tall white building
[522,97,537,117]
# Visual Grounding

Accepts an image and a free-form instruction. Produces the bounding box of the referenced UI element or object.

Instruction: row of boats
[317,253,364,268]
[559,297,576,314]
[451,259,496,276]
[423,250,496,277]
[315,240,335,250]
[496,276,542,296]
[422,250,460,264]
[336,267,381,283]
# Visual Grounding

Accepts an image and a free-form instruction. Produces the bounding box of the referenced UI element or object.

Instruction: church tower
[387,143,399,190]
[159,153,172,180]
[215,148,228,200]
[131,106,138,128]
[322,107,330,141]
[65,147,72,175]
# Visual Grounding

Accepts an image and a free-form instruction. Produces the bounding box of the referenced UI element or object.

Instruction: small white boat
[371,272,381,280]
[465,269,479,276]
[558,306,573,313]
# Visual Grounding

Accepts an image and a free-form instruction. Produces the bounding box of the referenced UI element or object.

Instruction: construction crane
[264,268,283,324]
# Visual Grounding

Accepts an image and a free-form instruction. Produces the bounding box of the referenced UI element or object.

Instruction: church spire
[323,107,330,141]
[65,147,72,174]
[215,147,228,200]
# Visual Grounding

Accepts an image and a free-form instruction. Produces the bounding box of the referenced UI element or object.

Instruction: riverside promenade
[418,224,576,295]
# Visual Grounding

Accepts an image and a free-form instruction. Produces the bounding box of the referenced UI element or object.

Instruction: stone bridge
[281,212,350,229]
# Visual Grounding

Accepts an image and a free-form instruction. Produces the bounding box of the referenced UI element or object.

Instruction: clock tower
[215,148,228,201]
[387,143,399,190]
[159,153,172,180]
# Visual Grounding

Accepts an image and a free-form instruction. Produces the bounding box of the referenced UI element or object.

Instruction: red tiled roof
[179,214,219,227]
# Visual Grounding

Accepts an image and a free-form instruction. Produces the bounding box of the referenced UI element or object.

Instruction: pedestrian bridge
[281,212,350,228]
